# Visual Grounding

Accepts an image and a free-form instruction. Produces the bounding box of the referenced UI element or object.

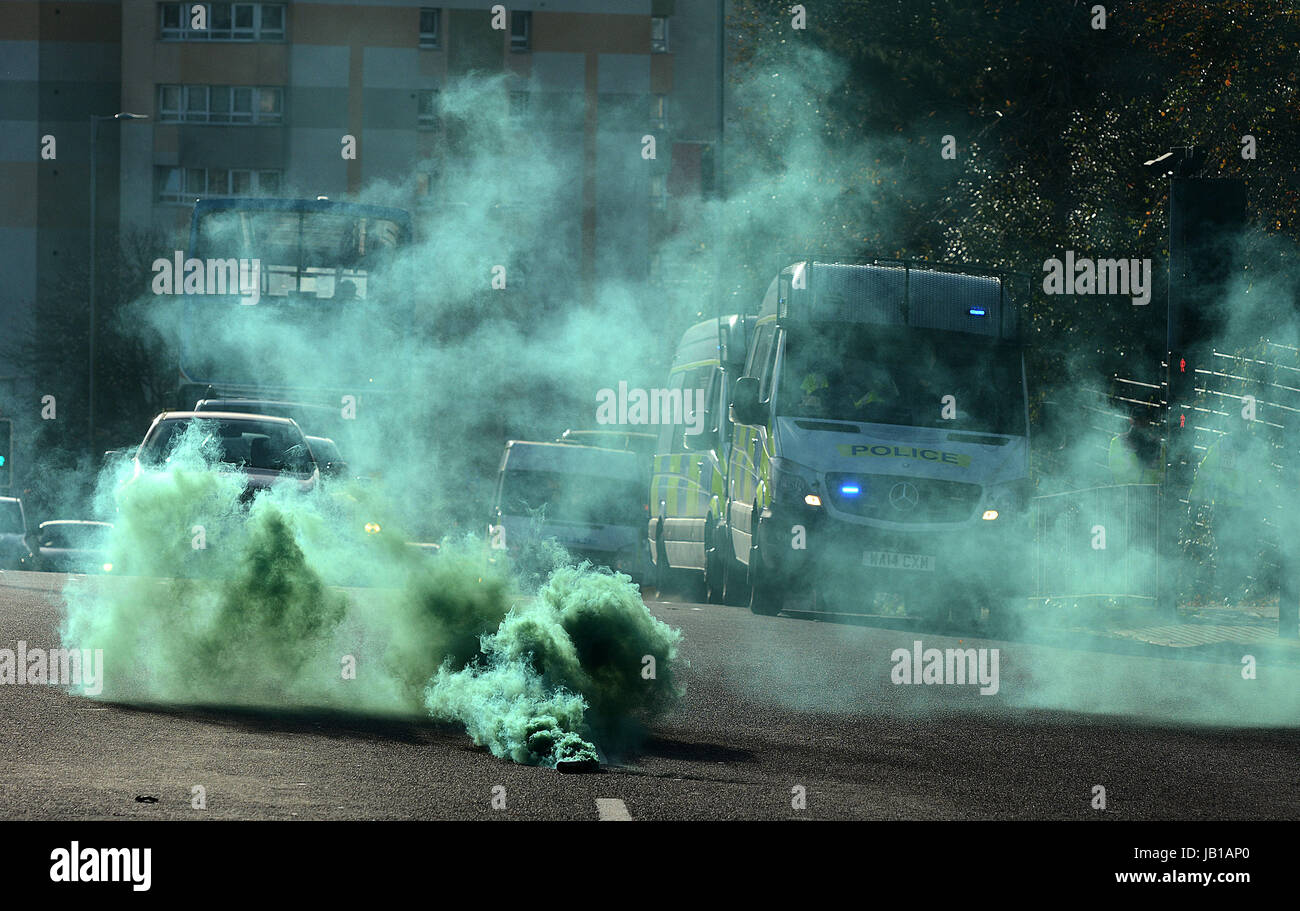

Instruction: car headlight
[770,458,822,507]
[364,522,382,535]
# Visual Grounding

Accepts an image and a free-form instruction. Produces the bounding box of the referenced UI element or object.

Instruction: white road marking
[595,798,632,821]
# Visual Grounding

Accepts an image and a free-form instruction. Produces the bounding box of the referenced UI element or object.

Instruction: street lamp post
[88,112,148,459]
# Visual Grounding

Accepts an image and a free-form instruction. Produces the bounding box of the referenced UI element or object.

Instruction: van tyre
[904,589,948,624]
[654,525,671,598]
[748,529,784,616]
[703,519,725,604]
[986,595,1027,637]
[719,522,750,605]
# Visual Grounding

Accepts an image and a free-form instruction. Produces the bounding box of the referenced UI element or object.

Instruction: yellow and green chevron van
[724,260,1032,619]
[648,314,752,601]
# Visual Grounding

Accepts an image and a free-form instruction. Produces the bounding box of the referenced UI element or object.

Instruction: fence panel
[1031,483,1160,602]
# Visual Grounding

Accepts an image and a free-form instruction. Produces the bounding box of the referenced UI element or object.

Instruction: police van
[648,315,752,601]
[724,260,1031,619]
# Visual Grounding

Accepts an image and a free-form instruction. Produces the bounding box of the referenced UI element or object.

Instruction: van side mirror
[730,376,765,426]
[683,423,717,452]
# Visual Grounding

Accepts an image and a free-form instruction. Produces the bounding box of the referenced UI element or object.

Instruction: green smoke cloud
[426,564,682,765]
[60,422,682,765]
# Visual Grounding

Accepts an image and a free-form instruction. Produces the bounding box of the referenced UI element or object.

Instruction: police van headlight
[982,480,1032,519]
[770,458,822,507]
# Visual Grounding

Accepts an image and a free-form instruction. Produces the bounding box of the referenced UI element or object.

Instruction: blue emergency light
[840,483,861,496]
[968,307,987,317]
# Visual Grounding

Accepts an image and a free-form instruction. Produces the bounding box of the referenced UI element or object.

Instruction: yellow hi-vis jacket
[1108,433,1165,485]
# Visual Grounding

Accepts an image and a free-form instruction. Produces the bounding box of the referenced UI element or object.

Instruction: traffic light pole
[1161,163,1296,637]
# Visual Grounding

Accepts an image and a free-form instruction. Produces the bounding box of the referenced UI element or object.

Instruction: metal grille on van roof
[789,261,1015,338]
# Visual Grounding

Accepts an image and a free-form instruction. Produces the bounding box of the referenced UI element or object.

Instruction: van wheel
[949,595,980,626]
[721,524,750,605]
[986,595,1027,637]
[654,525,671,599]
[704,519,725,604]
[748,532,784,617]
[905,589,948,624]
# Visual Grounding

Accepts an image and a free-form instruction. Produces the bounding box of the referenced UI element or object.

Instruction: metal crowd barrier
[1031,483,1161,603]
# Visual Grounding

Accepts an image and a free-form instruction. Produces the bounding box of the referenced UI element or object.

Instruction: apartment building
[0,0,725,483]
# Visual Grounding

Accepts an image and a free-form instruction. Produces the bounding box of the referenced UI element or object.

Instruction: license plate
[863,550,935,572]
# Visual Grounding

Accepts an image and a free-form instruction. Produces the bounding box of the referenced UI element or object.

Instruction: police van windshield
[777,325,1026,435]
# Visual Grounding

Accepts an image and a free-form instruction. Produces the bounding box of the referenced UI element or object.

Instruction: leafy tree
[725,0,1300,376]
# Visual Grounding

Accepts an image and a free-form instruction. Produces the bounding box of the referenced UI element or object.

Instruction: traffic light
[0,418,10,488]
[1168,353,1195,425]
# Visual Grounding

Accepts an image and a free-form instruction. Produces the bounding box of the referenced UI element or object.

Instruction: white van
[648,314,752,601]
[490,440,649,582]
[724,260,1032,619]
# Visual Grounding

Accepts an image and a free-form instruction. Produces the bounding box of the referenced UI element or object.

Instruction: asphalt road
[0,571,1296,820]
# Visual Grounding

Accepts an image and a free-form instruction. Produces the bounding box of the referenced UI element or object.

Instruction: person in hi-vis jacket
[1108,412,1165,485]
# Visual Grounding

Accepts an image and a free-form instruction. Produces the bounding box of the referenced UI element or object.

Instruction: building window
[209,2,232,38]
[259,4,284,38]
[419,8,440,48]
[651,16,668,53]
[184,86,209,122]
[510,11,531,51]
[509,91,530,118]
[257,86,282,122]
[160,2,182,37]
[417,90,441,129]
[159,85,183,120]
[158,84,283,124]
[415,169,440,204]
[232,3,256,39]
[649,174,667,210]
[156,165,283,203]
[651,94,666,129]
[232,87,255,122]
[158,3,286,42]
[155,166,182,202]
